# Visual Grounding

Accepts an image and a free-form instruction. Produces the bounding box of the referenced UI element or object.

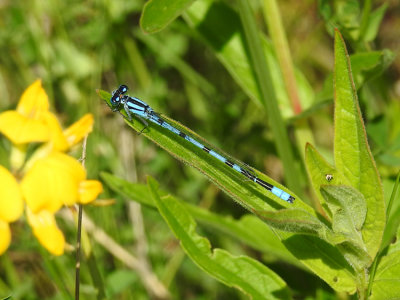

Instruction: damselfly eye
[119,84,128,94]
[110,95,120,105]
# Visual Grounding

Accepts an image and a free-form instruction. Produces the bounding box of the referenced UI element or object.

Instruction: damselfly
[109,85,295,204]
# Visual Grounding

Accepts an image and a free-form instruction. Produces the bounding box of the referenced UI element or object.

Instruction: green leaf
[370,250,400,299]
[305,143,350,208]
[256,208,350,246]
[183,0,314,119]
[147,176,290,300]
[316,50,395,102]
[382,175,400,249]
[100,172,165,207]
[336,241,372,272]
[333,30,385,259]
[140,0,197,33]
[257,208,329,237]
[363,3,388,42]
[350,50,395,85]
[103,171,357,293]
[101,172,301,267]
[321,185,372,270]
[281,235,356,293]
[320,185,367,247]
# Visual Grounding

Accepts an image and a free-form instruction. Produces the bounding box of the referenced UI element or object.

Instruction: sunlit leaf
[333,30,385,259]
[148,176,290,299]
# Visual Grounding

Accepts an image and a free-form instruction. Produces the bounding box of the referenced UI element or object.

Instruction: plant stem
[262,0,302,114]
[237,0,302,195]
[75,135,88,300]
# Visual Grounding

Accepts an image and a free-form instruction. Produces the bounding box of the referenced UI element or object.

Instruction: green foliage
[333,30,385,261]
[99,31,392,297]
[141,0,196,33]
[148,176,291,299]
[369,250,400,299]
[1,0,399,299]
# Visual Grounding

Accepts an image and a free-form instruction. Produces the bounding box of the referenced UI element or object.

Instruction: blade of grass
[237,0,302,195]
[262,0,302,114]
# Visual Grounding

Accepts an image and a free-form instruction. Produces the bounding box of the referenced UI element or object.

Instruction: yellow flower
[0,80,103,256]
[0,79,94,153]
[0,220,11,255]
[21,153,87,212]
[64,113,94,149]
[0,79,52,144]
[26,208,65,256]
[0,165,24,222]
[0,165,23,255]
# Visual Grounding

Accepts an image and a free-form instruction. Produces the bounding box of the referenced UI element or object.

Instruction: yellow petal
[21,153,86,213]
[0,165,24,222]
[17,79,49,117]
[0,220,11,255]
[43,113,69,151]
[63,114,94,147]
[78,180,103,204]
[0,110,51,144]
[27,209,65,256]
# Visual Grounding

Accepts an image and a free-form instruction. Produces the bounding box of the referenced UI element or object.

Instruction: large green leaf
[140,0,197,33]
[280,234,356,293]
[100,172,300,267]
[101,172,359,289]
[370,250,400,299]
[147,177,290,300]
[333,30,385,259]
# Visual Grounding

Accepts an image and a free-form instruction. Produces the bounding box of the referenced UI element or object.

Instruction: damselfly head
[110,84,129,107]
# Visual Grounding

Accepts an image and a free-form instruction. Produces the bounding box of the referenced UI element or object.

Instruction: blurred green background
[0,0,399,299]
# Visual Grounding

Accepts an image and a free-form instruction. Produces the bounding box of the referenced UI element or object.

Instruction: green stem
[237,0,301,195]
[356,268,368,300]
[262,0,302,114]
